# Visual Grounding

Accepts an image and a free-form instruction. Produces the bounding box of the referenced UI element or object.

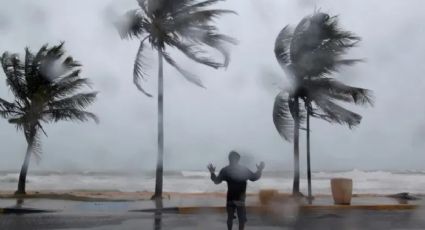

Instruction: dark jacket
[211,164,262,201]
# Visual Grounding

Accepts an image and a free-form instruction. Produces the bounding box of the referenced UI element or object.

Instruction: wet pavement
[1,197,425,229]
[1,194,422,212]
[1,208,425,229]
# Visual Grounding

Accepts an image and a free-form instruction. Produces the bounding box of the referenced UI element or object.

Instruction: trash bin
[331,178,353,205]
[259,189,279,205]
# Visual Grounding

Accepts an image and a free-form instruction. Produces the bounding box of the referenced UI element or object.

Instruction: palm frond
[54,69,82,84]
[174,9,236,25]
[0,97,21,119]
[24,48,35,78]
[289,13,361,78]
[274,25,296,80]
[46,108,99,123]
[41,51,81,83]
[62,56,82,70]
[161,51,205,87]
[0,97,17,110]
[0,107,15,119]
[133,39,153,97]
[137,0,149,14]
[119,0,235,90]
[313,96,362,128]
[33,44,48,64]
[320,15,360,42]
[45,42,65,61]
[48,92,98,110]
[289,16,310,65]
[274,25,293,66]
[173,25,237,68]
[29,43,74,92]
[199,32,237,68]
[36,122,48,137]
[295,50,361,78]
[173,0,223,15]
[50,69,93,99]
[290,13,358,62]
[171,5,237,68]
[309,78,374,106]
[8,116,26,127]
[153,0,199,16]
[169,38,223,68]
[1,52,28,104]
[273,92,294,141]
[115,10,146,39]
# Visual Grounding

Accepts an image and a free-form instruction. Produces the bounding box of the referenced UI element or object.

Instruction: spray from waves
[314,169,394,180]
[181,171,210,178]
[0,169,424,194]
[0,173,20,183]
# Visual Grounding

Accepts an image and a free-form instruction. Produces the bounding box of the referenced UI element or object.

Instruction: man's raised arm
[208,163,224,184]
[249,161,265,181]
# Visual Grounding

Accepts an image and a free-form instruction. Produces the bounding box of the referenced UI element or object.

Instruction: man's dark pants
[226,200,247,227]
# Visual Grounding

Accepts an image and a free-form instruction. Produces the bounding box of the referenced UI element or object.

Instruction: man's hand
[256,161,265,171]
[207,163,216,174]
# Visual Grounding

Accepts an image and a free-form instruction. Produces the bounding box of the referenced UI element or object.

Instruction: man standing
[208,151,265,230]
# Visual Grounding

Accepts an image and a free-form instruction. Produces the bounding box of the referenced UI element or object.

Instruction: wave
[0,170,424,194]
[0,173,19,183]
[181,171,210,178]
[313,169,394,180]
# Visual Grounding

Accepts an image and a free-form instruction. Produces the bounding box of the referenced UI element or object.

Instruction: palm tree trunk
[154,198,163,230]
[16,131,34,195]
[293,97,300,195]
[153,50,164,200]
[306,111,312,203]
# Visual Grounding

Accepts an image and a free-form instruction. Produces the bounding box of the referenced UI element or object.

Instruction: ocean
[0,169,424,195]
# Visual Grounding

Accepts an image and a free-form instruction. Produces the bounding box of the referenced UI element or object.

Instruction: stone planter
[331,178,353,205]
[259,189,279,205]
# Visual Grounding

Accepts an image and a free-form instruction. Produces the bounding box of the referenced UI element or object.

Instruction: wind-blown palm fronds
[115,0,237,96]
[115,0,236,200]
[0,43,98,194]
[272,12,373,196]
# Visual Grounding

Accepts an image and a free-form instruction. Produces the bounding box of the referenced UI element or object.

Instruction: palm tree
[115,0,237,200]
[273,13,373,197]
[0,43,98,195]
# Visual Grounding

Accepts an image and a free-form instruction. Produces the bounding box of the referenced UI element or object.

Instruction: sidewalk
[0,193,421,215]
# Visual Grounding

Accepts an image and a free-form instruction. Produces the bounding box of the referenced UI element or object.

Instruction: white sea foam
[181,171,210,178]
[0,170,424,194]
[0,173,20,183]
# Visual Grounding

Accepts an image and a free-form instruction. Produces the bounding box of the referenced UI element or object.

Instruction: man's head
[228,151,240,165]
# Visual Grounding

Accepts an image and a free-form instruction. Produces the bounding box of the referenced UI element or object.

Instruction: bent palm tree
[115,0,237,200]
[0,43,98,195]
[273,13,373,196]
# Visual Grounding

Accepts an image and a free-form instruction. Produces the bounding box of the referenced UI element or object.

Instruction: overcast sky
[0,0,424,172]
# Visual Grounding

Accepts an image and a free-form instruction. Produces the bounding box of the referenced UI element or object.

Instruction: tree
[115,0,237,200]
[0,43,98,195]
[272,13,373,197]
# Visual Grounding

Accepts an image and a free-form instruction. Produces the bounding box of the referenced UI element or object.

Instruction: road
[1,198,425,229]
[1,208,425,230]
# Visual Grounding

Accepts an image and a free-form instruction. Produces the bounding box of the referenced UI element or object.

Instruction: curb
[300,204,419,211]
[1,204,415,215]
[0,208,56,214]
[131,207,180,213]
[132,204,419,214]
